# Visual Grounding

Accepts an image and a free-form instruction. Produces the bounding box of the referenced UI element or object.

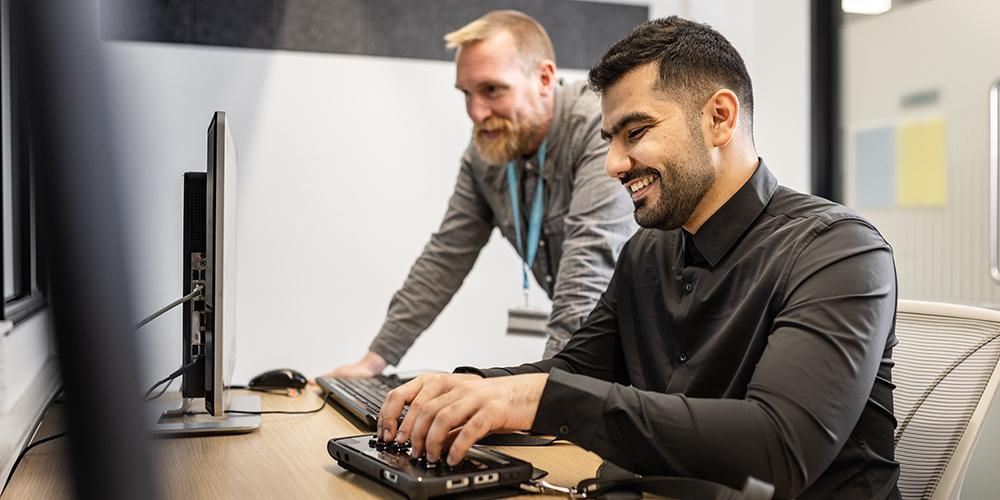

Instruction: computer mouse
[248,368,308,390]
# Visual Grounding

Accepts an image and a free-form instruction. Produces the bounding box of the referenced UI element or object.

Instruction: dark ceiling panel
[101,0,648,70]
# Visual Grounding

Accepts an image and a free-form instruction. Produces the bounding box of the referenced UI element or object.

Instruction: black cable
[5,431,70,493]
[145,379,175,402]
[144,358,200,401]
[184,393,331,416]
[226,384,308,396]
[3,386,65,495]
[134,285,203,331]
[4,389,327,494]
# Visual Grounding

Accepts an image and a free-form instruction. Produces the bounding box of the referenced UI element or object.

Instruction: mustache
[474,116,514,135]
[621,166,661,185]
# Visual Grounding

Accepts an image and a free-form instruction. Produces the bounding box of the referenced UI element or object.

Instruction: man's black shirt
[466,160,901,499]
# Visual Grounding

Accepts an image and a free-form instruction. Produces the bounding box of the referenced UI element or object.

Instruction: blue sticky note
[855,127,896,209]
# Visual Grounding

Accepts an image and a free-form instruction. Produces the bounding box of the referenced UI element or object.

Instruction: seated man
[378,16,900,499]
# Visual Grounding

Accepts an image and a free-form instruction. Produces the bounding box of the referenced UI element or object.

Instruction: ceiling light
[842,0,892,15]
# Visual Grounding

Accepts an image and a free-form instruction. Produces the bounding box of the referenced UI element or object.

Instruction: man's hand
[379,373,549,466]
[377,373,482,440]
[320,351,388,379]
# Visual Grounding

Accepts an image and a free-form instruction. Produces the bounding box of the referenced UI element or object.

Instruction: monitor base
[147,394,261,437]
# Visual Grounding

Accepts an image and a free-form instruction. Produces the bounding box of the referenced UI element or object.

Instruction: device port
[446,477,470,490]
[473,473,498,485]
[381,470,398,483]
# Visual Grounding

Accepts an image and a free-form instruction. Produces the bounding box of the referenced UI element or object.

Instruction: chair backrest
[893,300,1000,500]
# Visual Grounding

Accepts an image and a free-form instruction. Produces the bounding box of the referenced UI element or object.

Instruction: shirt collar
[687,158,778,267]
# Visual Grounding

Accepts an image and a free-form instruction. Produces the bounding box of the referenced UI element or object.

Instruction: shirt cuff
[368,323,413,366]
[453,366,514,378]
[530,368,613,448]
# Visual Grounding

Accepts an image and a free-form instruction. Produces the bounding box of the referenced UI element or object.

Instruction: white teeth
[629,176,654,192]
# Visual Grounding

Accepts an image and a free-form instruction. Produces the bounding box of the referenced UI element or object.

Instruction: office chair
[893,300,1000,500]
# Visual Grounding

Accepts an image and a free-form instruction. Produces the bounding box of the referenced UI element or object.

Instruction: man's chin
[634,207,676,230]
[475,143,516,165]
[633,210,656,229]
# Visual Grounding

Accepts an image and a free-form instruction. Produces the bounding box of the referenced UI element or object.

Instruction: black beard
[632,156,714,231]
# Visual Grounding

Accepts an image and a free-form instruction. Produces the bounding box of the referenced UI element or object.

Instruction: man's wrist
[361,351,389,372]
[516,373,550,430]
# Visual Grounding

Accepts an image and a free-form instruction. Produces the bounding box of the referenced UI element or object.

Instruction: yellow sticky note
[897,120,947,207]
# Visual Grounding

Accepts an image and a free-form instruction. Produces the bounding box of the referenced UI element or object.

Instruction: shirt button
[558,424,570,435]
[684,282,693,293]
[538,240,545,247]
[679,352,689,363]
[546,275,553,283]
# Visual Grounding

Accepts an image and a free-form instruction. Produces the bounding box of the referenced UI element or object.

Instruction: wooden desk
[4,389,602,499]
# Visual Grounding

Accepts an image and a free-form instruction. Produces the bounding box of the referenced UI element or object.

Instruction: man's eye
[627,126,649,142]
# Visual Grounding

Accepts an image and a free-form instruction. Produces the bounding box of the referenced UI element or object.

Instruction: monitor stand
[147,393,261,436]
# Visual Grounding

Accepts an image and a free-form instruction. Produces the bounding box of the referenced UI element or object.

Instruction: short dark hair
[589,16,753,128]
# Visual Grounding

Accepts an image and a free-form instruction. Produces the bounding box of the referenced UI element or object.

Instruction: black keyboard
[328,434,533,500]
[317,375,409,429]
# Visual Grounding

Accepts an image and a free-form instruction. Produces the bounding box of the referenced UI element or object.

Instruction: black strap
[576,474,775,500]
[477,432,558,446]
[520,460,774,499]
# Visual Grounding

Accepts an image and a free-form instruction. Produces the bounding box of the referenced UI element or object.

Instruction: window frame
[1,0,46,326]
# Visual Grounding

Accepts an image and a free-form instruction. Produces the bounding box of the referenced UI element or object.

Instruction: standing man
[327,11,637,376]
[379,16,900,499]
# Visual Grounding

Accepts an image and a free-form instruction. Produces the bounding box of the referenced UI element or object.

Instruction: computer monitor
[204,110,238,416]
[154,111,258,434]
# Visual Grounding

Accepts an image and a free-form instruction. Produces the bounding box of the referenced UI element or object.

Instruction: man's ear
[537,60,556,97]
[703,89,740,148]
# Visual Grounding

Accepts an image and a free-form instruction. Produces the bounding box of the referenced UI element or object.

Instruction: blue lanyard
[506,140,547,300]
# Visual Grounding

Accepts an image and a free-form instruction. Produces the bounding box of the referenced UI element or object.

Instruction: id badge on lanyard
[505,140,552,337]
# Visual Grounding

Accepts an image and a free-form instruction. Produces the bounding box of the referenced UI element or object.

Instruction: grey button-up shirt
[370,80,638,365]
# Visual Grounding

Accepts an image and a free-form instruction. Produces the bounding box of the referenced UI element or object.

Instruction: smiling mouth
[624,174,658,201]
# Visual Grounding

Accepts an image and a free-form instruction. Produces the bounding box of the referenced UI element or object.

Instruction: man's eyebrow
[455,81,509,92]
[600,112,655,141]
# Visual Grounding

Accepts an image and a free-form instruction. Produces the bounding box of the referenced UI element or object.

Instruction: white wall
[841,0,1000,495]
[652,0,811,192]
[104,1,810,388]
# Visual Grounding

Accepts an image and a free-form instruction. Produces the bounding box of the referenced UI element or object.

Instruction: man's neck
[522,94,557,157]
[683,153,760,234]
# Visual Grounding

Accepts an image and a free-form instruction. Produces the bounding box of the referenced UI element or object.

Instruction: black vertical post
[17,0,160,498]
[811,0,842,202]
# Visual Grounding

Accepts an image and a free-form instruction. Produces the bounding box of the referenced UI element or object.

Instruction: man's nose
[467,96,492,124]
[605,142,632,180]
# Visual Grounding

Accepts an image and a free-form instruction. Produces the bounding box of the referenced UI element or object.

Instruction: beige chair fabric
[893,300,1000,500]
